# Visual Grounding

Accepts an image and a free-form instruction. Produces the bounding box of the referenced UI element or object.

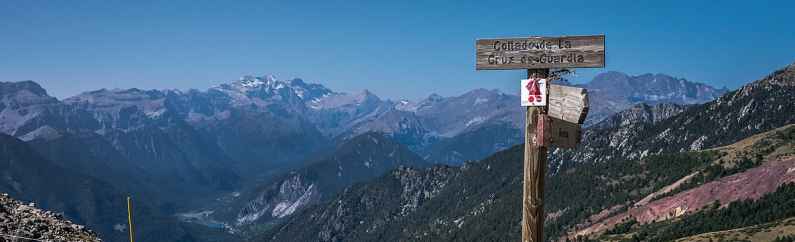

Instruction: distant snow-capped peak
[394,99,417,111]
[239,75,261,87]
[217,74,335,102]
[308,89,382,110]
[229,74,280,90]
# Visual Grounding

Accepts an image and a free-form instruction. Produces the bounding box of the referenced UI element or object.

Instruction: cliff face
[219,132,428,230]
[254,165,460,242]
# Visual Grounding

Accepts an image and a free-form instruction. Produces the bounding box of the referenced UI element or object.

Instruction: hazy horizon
[2,0,793,100]
[9,69,740,102]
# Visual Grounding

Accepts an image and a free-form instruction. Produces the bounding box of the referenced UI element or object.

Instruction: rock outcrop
[0,193,101,242]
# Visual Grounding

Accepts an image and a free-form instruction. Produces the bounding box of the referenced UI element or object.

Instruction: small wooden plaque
[548,84,589,124]
[548,117,582,149]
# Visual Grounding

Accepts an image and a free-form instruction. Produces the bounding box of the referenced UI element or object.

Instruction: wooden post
[127,196,135,242]
[475,35,601,241]
[523,69,548,242]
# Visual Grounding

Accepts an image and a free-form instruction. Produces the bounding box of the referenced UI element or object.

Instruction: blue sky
[1,0,793,100]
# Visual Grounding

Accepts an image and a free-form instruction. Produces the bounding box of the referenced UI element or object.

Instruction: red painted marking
[536,115,546,147]
[525,78,542,103]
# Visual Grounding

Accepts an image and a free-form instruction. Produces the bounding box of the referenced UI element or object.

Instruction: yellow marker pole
[127,196,135,242]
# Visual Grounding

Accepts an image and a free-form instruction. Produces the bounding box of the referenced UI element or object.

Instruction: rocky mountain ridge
[220,132,428,230]
[0,69,736,241]
[249,62,795,242]
[258,165,459,242]
[2,70,726,166]
[551,62,794,171]
[583,71,728,125]
[0,193,101,242]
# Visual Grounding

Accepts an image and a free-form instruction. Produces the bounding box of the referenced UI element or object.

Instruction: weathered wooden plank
[523,69,547,242]
[549,117,582,149]
[548,84,589,124]
[476,35,605,70]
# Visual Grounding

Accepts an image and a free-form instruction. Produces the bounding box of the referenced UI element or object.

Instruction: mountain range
[252,62,795,242]
[0,69,732,241]
[582,71,728,125]
[217,132,427,233]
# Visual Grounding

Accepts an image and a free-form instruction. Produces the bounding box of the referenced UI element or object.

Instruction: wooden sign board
[548,84,589,124]
[476,35,605,70]
[548,117,582,149]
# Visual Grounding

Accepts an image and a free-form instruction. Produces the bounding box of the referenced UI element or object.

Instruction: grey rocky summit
[583,71,728,125]
[0,193,101,242]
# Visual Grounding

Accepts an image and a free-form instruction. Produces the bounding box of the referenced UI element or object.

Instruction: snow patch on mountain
[236,207,267,226]
[0,106,40,136]
[395,99,419,111]
[271,184,316,218]
[18,125,61,141]
[466,116,486,127]
[145,108,166,118]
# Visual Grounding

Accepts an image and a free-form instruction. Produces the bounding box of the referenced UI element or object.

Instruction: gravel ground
[0,193,100,242]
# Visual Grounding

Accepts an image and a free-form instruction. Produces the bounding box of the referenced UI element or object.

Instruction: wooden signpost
[475,35,604,242]
[476,35,605,70]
